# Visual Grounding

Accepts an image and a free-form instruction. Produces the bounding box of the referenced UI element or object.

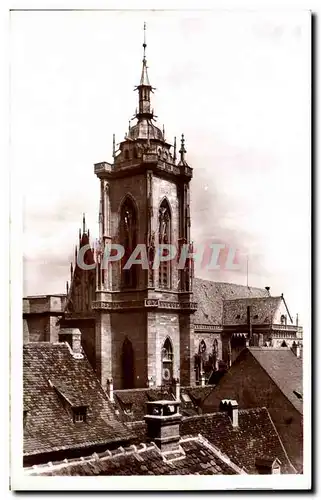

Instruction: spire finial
[179,133,187,163]
[143,22,147,61]
[82,213,86,234]
[173,136,177,162]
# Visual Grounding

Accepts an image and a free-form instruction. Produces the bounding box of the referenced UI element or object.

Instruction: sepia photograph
[9,6,311,491]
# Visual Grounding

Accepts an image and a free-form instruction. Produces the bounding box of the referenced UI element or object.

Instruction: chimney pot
[255,457,281,474]
[174,378,180,401]
[107,378,114,402]
[220,399,239,427]
[144,400,182,453]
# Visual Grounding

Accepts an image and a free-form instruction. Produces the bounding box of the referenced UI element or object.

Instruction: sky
[10,9,311,329]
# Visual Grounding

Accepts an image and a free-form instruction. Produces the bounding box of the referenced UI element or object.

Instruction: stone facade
[22,35,303,395]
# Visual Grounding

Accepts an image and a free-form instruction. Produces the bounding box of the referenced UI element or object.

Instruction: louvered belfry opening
[158,199,171,289]
[120,197,137,289]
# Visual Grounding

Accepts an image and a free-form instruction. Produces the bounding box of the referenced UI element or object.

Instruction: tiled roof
[114,386,215,421]
[181,408,295,474]
[193,278,269,325]
[223,297,282,325]
[248,348,303,414]
[125,408,295,474]
[25,436,243,476]
[182,386,215,406]
[114,388,174,422]
[23,343,132,458]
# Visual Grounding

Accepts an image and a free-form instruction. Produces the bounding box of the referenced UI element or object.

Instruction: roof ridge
[265,409,297,473]
[197,434,247,475]
[193,277,266,290]
[25,441,157,474]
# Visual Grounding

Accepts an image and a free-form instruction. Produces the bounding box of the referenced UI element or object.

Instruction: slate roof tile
[23,343,132,458]
[223,297,282,325]
[26,437,241,476]
[193,278,269,326]
[248,348,303,414]
[181,408,295,474]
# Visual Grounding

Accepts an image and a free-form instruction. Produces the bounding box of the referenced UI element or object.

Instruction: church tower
[93,25,197,390]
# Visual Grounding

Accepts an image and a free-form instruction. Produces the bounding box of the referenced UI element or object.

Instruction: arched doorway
[161,337,173,386]
[122,337,134,389]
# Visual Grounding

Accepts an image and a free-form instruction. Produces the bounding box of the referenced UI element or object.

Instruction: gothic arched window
[162,337,173,385]
[120,197,137,288]
[122,337,134,389]
[158,199,171,289]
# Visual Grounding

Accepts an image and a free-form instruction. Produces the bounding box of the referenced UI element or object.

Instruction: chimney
[107,378,114,402]
[220,399,239,427]
[255,457,281,475]
[144,400,182,454]
[247,305,252,340]
[291,342,301,358]
[59,328,83,358]
[174,378,180,401]
[265,286,270,294]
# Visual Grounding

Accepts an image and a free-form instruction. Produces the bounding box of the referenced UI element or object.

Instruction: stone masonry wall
[111,311,147,389]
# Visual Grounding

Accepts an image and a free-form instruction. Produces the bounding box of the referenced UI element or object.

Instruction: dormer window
[293,390,303,400]
[73,406,87,424]
[123,403,133,415]
[280,314,287,325]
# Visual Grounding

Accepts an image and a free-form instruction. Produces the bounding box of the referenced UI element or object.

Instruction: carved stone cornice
[92,298,197,312]
[194,324,223,332]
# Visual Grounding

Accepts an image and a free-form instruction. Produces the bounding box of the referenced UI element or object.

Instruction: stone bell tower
[93,24,197,391]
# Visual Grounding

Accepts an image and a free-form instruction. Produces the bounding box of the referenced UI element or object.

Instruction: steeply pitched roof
[181,408,295,474]
[114,388,174,422]
[114,386,215,421]
[248,348,303,414]
[125,408,295,474]
[223,296,282,325]
[23,343,132,458]
[25,436,243,476]
[193,278,270,325]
